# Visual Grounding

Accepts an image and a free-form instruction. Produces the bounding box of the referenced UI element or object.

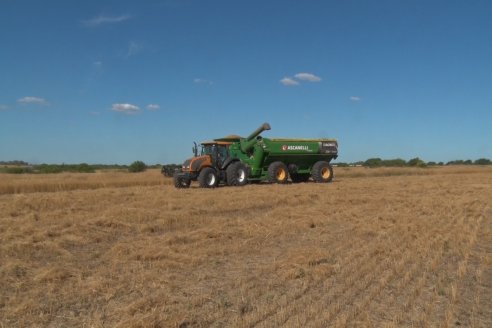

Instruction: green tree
[407,157,426,167]
[364,158,383,167]
[129,161,146,173]
[474,158,491,165]
[37,164,63,173]
[382,158,406,167]
[76,163,95,173]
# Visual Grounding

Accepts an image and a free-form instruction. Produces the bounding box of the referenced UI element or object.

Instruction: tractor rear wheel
[290,173,310,183]
[268,161,289,184]
[173,173,191,188]
[226,162,249,186]
[198,167,219,188]
[311,161,333,183]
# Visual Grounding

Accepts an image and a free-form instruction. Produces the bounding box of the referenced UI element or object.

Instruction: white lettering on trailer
[282,145,310,151]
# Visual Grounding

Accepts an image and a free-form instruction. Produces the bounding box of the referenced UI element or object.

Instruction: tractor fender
[221,157,239,170]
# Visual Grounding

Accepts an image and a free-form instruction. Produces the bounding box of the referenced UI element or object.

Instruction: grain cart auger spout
[240,123,271,153]
[172,122,338,188]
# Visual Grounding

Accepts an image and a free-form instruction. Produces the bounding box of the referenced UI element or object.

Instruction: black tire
[226,162,249,186]
[291,173,310,183]
[173,173,191,188]
[198,167,219,188]
[267,161,289,184]
[311,161,333,183]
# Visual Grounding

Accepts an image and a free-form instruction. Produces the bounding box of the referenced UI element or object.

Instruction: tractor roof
[213,134,242,142]
[201,140,233,145]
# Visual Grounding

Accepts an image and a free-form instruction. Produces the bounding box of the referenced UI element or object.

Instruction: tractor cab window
[201,144,215,156]
[201,143,229,166]
[200,143,229,167]
[217,144,229,159]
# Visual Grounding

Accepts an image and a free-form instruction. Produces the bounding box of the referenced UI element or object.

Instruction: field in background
[0,169,169,194]
[1,166,488,195]
[0,166,491,327]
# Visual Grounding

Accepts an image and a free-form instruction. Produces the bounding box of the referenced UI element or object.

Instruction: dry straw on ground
[0,170,169,194]
[0,166,491,327]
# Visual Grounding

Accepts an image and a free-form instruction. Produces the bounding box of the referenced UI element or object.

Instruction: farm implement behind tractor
[170,123,338,188]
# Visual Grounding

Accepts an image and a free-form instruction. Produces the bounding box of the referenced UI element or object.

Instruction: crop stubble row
[0,167,491,327]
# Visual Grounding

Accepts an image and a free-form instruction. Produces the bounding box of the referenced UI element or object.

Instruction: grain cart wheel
[198,167,219,188]
[290,173,310,183]
[311,161,333,183]
[226,162,249,186]
[268,161,289,184]
[173,173,191,188]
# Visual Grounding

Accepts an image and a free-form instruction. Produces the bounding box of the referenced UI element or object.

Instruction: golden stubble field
[0,167,491,327]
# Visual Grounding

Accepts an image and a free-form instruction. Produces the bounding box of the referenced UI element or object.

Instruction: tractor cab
[179,141,232,176]
[199,141,230,168]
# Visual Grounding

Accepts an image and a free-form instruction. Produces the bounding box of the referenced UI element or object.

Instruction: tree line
[0,161,161,174]
[334,157,492,168]
[1,158,490,174]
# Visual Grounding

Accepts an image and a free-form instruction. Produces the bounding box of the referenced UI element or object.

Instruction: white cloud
[17,96,49,105]
[146,104,160,110]
[111,103,140,114]
[294,73,321,82]
[193,78,213,85]
[82,15,131,27]
[0,104,8,111]
[93,61,103,67]
[280,77,299,86]
[350,96,361,102]
[127,41,142,57]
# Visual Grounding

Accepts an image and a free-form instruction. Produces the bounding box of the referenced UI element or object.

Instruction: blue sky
[1,0,491,164]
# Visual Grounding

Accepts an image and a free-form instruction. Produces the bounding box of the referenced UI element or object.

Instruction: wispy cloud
[280,77,299,86]
[17,96,49,105]
[126,41,142,57]
[0,104,9,111]
[280,72,322,86]
[82,15,131,27]
[91,61,103,76]
[193,78,213,85]
[146,104,160,110]
[111,103,140,114]
[294,73,322,82]
[350,96,361,102]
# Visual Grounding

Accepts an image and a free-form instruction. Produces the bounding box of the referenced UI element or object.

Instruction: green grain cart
[172,123,338,188]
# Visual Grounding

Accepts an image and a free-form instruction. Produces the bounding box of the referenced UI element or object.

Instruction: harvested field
[0,170,168,195]
[0,166,491,327]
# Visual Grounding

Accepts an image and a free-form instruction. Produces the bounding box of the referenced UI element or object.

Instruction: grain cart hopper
[173,123,338,188]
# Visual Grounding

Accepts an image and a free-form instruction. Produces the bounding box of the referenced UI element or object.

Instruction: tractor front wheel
[198,167,219,188]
